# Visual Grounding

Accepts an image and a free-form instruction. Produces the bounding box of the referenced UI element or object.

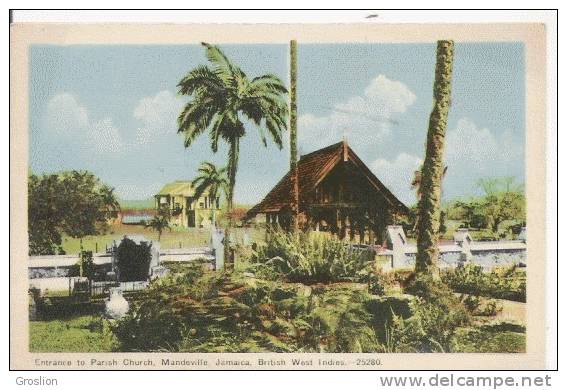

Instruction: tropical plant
[250,229,374,284]
[415,40,454,275]
[145,207,171,241]
[177,42,289,269]
[28,170,120,255]
[191,161,229,225]
[476,177,525,233]
[441,263,526,302]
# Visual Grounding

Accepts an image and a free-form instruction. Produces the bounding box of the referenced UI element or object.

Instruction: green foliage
[116,238,152,282]
[112,265,403,353]
[28,171,120,255]
[250,230,373,284]
[442,263,526,302]
[444,177,525,238]
[386,274,471,352]
[68,250,96,279]
[177,42,288,215]
[450,321,525,353]
[191,161,228,207]
[145,206,171,241]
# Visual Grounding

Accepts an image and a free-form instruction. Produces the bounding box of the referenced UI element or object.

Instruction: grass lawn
[29,315,116,352]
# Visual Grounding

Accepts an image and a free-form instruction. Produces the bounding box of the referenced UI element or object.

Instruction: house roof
[156,181,195,197]
[247,140,409,217]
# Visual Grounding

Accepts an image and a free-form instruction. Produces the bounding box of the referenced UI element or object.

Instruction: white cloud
[46,93,89,136]
[89,118,123,154]
[371,152,422,206]
[134,90,184,145]
[298,75,416,151]
[442,118,524,198]
[445,118,523,175]
[45,93,123,155]
[369,118,524,203]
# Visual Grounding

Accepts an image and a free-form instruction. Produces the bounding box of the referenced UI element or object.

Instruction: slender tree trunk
[416,40,454,275]
[289,39,299,230]
[224,139,240,271]
[79,237,84,277]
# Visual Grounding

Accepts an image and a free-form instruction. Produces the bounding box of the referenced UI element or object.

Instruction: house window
[159,197,168,204]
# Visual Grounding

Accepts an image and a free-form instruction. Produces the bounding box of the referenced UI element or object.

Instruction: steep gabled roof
[247,140,409,217]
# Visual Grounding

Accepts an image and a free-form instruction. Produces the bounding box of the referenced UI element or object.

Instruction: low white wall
[384,226,527,270]
[29,277,78,293]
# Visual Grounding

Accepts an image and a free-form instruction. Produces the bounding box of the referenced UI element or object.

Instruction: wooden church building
[246,140,410,244]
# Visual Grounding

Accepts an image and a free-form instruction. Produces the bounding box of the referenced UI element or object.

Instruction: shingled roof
[247,140,409,217]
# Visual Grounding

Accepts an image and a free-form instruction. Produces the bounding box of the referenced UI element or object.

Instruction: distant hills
[119,198,155,210]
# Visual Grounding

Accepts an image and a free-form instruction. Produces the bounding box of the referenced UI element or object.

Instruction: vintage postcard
[10,22,549,370]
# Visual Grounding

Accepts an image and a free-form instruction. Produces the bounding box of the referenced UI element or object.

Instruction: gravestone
[386,225,408,269]
[454,228,473,262]
[210,227,225,271]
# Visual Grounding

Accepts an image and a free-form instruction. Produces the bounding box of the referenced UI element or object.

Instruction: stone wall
[383,226,526,270]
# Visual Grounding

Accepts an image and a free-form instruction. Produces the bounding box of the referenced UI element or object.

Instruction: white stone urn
[105,287,129,319]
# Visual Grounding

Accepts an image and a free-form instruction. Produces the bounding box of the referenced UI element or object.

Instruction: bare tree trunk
[224,139,240,271]
[289,40,299,230]
[416,40,454,275]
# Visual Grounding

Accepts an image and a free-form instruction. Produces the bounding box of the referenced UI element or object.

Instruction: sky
[29,42,525,206]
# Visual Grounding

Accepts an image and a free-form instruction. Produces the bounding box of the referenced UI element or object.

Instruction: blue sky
[29,42,525,206]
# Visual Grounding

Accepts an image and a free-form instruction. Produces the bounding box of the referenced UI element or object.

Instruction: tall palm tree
[177,42,288,269]
[192,161,229,226]
[415,40,454,275]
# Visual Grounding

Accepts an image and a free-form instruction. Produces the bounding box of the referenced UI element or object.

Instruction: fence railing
[68,278,149,300]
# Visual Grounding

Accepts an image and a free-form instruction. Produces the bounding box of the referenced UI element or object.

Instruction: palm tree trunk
[415,40,454,275]
[289,39,299,230]
[224,138,240,271]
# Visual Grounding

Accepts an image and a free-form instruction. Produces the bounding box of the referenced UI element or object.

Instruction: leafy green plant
[389,274,471,352]
[28,171,120,255]
[442,263,526,302]
[251,230,371,284]
[450,320,525,353]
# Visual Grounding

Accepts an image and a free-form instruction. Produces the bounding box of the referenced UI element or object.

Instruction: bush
[250,230,372,284]
[112,266,400,353]
[442,263,526,302]
[384,274,471,352]
[116,238,152,282]
[68,250,98,279]
[450,321,525,353]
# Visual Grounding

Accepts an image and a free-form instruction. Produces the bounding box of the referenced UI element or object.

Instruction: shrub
[450,320,525,353]
[386,274,471,352]
[442,263,526,302]
[250,230,371,284]
[113,268,392,353]
[116,238,152,282]
[68,250,97,279]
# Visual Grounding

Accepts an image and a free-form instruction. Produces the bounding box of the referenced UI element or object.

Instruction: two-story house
[154,181,220,228]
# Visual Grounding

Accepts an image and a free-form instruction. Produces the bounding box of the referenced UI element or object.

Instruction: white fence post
[386,225,408,269]
[453,228,473,262]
